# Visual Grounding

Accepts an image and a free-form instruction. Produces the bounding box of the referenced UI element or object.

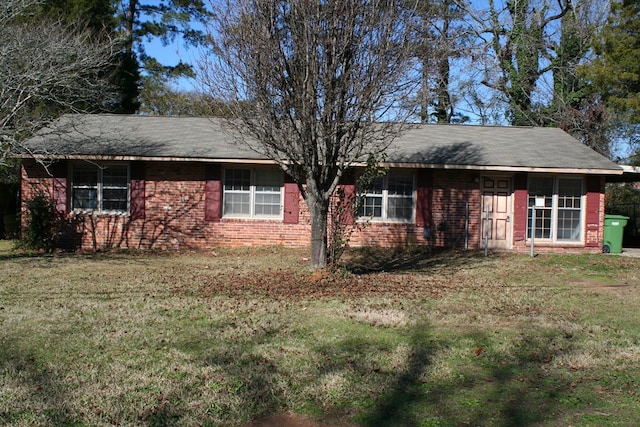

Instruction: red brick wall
[21,160,311,250]
[128,162,312,249]
[21,159,55,228]
[431,170,481,248]
[347,170,481,248]
[20,160,605,253]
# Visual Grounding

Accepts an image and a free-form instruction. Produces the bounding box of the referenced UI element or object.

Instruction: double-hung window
[528,176,583,242]
[71,163,129,213]
[223,168,283,218]
[360,172,414,222]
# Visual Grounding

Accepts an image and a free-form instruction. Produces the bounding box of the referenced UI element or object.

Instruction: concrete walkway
[619,248,640,258]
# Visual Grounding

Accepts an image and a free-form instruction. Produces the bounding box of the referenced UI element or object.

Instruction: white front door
[480,176,513,250]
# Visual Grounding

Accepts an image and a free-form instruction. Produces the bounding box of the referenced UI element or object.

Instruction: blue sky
[143,36,199,90]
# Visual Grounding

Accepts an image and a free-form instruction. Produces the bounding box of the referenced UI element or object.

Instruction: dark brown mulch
[179,267,456,302]
[244,411,357,427]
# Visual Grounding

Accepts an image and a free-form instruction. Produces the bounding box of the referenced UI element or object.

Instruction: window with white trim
[223,168,283,218]
[359,172,414,221]
[528,176,583,242]
[71,163,129,213]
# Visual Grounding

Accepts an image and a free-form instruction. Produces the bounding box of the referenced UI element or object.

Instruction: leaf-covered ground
[1,243,640,426]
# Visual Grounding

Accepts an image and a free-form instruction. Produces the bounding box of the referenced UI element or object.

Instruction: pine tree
[40,0,209,113]
[585,0,640,123]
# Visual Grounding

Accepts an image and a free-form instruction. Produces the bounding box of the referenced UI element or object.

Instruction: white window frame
[527,175,584,243]
[222,167,284,219]
[359,172,415,223]
[70,162,130,214]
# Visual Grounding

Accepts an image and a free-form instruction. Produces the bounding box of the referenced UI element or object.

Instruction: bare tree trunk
[420,56,430,123]
[435,56,452,123]
[308,193,329,270]
[123,0,137,56]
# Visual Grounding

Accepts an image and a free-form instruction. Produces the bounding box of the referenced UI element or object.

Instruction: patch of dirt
[244,412,356,427]
[244,412,316,427]
[185,268,456,302]
[570,278,638,291]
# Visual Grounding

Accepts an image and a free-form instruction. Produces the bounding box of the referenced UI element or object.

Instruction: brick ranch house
[18,114,624,253]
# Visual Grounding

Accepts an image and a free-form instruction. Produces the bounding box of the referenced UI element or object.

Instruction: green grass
[1,241,640,426]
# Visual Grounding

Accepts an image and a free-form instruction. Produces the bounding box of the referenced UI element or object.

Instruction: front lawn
[1,242,639,426]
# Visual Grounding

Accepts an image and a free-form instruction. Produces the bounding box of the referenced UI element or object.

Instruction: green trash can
[603,214,629,254]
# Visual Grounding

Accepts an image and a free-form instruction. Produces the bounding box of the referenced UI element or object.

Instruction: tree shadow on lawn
[197,340,292,424]
[177,318,586,426]
[0,337,81,426]
[360,325,578,427]
[350,323,439,426]
[0,247,164,269]
[342,246,495,275]
[1,317,590,426]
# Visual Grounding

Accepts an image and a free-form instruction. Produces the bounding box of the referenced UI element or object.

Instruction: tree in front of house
[198,0,418,269]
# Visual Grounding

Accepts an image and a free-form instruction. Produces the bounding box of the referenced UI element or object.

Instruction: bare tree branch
[1,0,117,164]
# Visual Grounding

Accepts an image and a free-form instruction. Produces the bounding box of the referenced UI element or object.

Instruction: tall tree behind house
[412,0,471,124]
[41,0,209,113]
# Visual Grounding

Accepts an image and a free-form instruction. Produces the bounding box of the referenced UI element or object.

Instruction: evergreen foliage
[586,0,640,123]
[22,193,59,251]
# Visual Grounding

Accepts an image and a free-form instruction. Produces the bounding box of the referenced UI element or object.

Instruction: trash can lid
[604,214,630,220]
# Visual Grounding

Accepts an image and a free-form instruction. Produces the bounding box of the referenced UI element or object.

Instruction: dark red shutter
[283,173,300,224]
[512,173,528,242]
[415,169,433,227]
[205,164,222,222]
[52,161,68,216]
[338,171,356,225]
[585,175,602,247]
[130,161,146,220]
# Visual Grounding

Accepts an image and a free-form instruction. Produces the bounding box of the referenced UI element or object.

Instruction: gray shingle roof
[21,114,622,174]
[386,125,621,173]
[22,114,259,160]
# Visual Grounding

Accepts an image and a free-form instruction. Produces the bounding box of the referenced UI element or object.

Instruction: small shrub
[327,155,387,270]
[22,193,59,251]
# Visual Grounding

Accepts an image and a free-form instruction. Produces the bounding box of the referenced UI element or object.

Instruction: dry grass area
[1,242,640,426]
